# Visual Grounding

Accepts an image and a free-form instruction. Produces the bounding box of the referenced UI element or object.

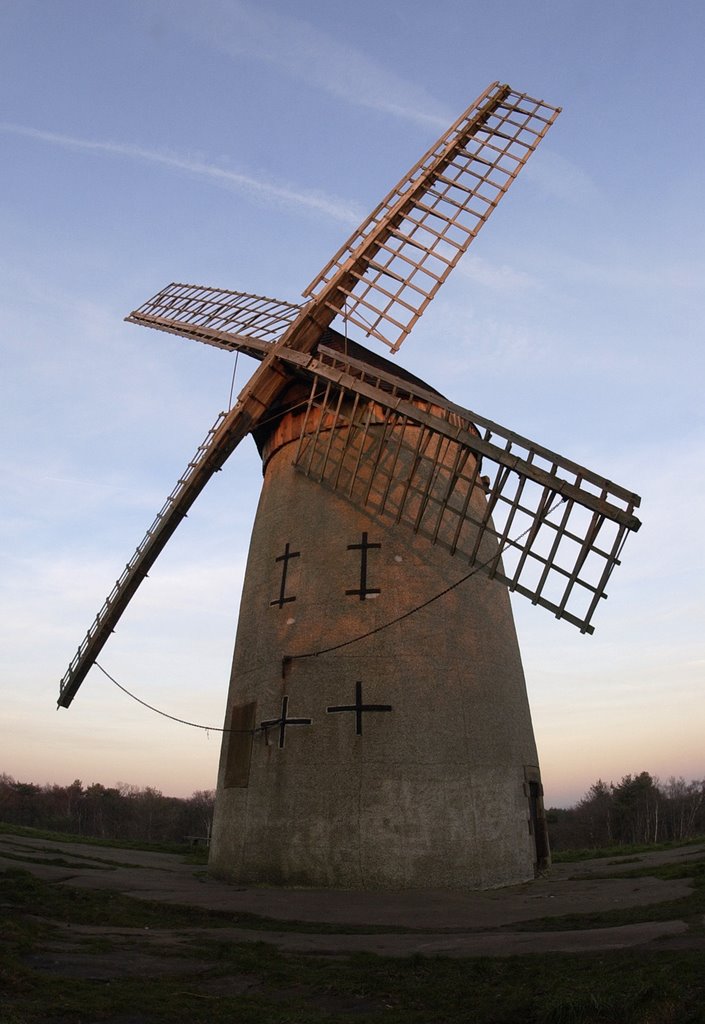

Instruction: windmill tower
[57,83,641,889]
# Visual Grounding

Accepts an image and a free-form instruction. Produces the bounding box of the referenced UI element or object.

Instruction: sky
[1,0,703,809]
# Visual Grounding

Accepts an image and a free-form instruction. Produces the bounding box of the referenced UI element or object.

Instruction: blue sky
[1,0,703,807]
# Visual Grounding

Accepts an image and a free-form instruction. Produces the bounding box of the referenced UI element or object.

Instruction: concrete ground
[2,831,703,958]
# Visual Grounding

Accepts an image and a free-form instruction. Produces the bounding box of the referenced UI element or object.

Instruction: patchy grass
[3,831,705,1022]
[0,849,114,870]
[0,837,146,871]
[0,835,186,870]
[0,820,208,862]
[512,855,705,935]
[2,891,705,1024]
[552,836,705,863]
[0,868,416,935]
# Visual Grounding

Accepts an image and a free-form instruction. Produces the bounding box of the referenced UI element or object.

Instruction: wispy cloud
[177,0,452,129]
[456,255,536,291]
[523,148,603,206]
[546,250,705,293]
[0,122,361,225]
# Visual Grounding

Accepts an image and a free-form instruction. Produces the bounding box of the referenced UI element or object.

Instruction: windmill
[58,83,641,889]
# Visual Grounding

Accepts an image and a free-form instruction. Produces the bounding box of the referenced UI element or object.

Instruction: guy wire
[95,662,258,735]
[95,496,566,731]
[284,495,567,664]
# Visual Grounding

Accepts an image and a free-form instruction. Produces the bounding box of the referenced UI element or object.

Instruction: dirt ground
[3,831,704,968]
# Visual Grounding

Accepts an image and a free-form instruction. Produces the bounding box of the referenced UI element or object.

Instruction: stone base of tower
[211,762,545,890]
[209,398,549,890]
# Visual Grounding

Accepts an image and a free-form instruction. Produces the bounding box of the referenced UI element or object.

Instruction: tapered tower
[211,337,548,887]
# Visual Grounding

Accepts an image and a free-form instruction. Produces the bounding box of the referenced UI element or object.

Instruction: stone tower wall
[210,404,546,889]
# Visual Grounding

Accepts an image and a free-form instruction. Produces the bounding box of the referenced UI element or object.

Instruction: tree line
[547,772,705,851]
[0,774,214,846]
[2,770,703,852]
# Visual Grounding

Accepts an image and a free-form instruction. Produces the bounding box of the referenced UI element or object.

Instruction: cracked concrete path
[2,832,703,956]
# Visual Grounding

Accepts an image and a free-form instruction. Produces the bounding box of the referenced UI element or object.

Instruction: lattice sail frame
[125,283,302,359]
[59,81,638,711]
[285,346,640,634]
[302,82,561,353]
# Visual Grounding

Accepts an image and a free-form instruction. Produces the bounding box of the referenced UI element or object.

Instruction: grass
[2,872,705,1024]
[0,867,416,935]
[0,820,209,862]
[6,856,704,942]
[552,836,705,864]
[511,854,705,935]
[3,828,705,1022]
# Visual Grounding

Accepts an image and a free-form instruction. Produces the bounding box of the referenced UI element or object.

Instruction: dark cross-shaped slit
[327,681,392,735]
[270,542,300,608]
[260,695,312,748]
[346,531,381,600]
